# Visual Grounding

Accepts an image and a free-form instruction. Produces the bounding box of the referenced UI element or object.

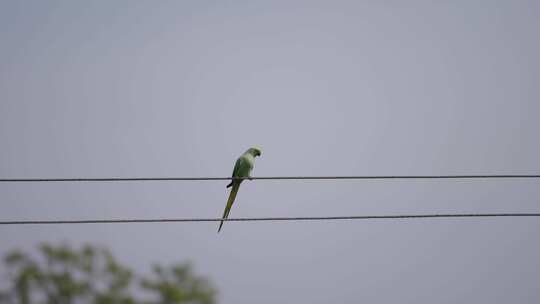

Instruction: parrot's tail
[218,183,240,233]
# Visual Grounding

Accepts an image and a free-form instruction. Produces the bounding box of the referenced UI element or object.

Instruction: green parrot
[218,147,262,232]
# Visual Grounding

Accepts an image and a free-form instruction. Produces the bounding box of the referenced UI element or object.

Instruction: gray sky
[1,1,540,303]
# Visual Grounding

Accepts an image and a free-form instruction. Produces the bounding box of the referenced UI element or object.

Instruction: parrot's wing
[232,157,247,177]
[227,157,246,188]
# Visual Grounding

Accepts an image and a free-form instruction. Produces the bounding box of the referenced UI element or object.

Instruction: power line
[1,174,540,182]
[1,213,539,225]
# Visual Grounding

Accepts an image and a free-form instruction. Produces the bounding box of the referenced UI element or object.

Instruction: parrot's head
[248,147,262,157]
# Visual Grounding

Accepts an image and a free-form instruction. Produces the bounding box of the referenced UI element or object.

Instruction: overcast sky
[1,1,540,303]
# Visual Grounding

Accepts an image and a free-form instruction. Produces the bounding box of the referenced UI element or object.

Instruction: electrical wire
[1,213,539,225]
[1,175,540,182]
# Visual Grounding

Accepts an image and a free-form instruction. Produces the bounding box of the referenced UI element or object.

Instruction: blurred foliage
[0,244,216,304]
